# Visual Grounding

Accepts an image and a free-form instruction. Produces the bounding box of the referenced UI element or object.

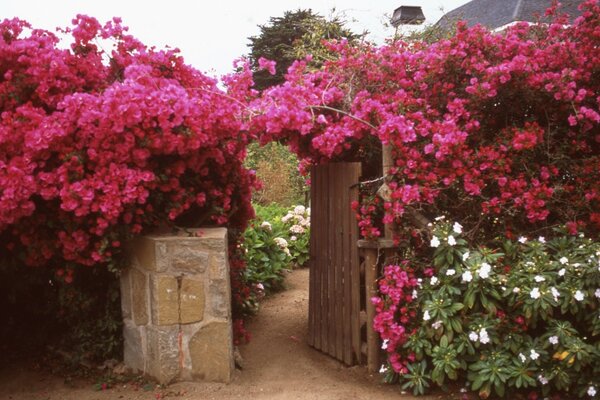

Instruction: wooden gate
[308,162,363,365]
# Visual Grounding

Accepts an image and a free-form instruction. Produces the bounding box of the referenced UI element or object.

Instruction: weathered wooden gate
[307,162,363,365]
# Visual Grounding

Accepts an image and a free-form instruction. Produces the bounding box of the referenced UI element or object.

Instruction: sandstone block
[169,241,209,274]
[208,254,227,280]
[120,269,132,320]
[123,320,145,372]
[180,277,205,324]
[208,279,231,319]
[131,268,149,326]
[195,228,227,252]
[146,325,180,384]
[133,237,168,272]
[151,275,179,325]
[189,322,233,382]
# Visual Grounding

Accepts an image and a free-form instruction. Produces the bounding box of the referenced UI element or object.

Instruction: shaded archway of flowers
[1,1,600,394]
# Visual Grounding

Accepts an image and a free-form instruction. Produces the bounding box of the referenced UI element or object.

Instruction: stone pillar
[120,228,234,384]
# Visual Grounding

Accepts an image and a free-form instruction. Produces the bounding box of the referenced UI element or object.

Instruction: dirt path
[0,268,419,400]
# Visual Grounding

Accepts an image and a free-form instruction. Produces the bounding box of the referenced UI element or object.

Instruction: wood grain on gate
[308,162,362,365]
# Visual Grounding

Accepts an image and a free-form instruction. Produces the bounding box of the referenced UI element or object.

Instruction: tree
[248,9,361,90]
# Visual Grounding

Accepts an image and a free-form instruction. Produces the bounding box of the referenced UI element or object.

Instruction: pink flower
[258,57,276,75]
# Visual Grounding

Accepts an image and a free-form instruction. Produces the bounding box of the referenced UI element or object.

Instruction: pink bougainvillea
[251,0,600,243]
[0,15,258,341]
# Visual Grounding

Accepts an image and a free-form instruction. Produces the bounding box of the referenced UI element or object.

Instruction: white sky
[4,0,469,78]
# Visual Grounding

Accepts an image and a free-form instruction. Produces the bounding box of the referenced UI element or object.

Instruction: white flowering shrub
[375,221,600,398]
[242,204,292,298]
[280,205,311,267]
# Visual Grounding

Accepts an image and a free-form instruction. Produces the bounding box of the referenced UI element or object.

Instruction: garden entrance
[307,162,364,366]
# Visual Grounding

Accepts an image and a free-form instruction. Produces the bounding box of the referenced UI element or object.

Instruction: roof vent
[391,6,426,27]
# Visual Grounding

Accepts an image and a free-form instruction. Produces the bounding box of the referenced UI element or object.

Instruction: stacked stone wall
[120,228,233,383]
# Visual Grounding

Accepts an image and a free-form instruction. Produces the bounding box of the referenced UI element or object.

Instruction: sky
[4,0,470,77]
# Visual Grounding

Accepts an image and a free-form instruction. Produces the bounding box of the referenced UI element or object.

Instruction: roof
[435,0,585,31]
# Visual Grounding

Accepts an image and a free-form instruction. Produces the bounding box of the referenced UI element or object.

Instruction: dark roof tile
[435,0,584,31]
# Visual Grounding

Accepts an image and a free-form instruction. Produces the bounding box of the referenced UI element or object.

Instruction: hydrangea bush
[281,204,311,267]
[241,204,310,309]
[374,220,600,398]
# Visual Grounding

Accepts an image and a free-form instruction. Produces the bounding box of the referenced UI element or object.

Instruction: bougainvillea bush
[0,15,259,352]
[252,0,600,242]
[249,0,600,397]
[374,220,600,398]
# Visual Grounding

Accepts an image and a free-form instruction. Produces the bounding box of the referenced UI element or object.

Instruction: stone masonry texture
[121,228,234,384]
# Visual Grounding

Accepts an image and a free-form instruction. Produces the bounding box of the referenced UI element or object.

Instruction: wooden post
[381,143,395,239]
[364,247,379,373]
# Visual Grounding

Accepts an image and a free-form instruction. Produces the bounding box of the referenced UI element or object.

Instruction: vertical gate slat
[334,164,344,361]
[340,165,351,364]
[326,163,336,356]
[313,165,322,350]
[349,164,362,364]
[319,163,329,353]
[307,166,316,347]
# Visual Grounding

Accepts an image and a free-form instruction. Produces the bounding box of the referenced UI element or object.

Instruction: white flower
[274,237,288,248]
[379,364,388,374]
[293,205,306,215]
[548,336,559,345]
[574,290,585,301]
[559,256,569,265]
[558,268,566,277]
[534,275,546,282]
[381,339,389,350]
[430,236,440,248]
[477,263,492,279]
[453,222,463,234]
[595,289,600,299]
[412,289,418,299]
[518,236,528,243]
[462,251,470,261]
[256,283,265,291]
[447,235,457,246]
[290,224,305,234]
[479,328,490,344]
[513,287,521,293]
[588,386,597,397]
[462,270,473,283]
[435,216,446,221]
[468,331,479,342]
[260,221,272,231]
[281,214,293,223]
[530,287,541,299]
[290,235,297,241]
[423,310,431,321]
[538,236,546,243]
[519,353,527,363]
[446,269,456,276]
[538,375,549,385]
[432,320,443,330]
[430,276,439,286]
[530,349,540,360]
[550,287,560,301]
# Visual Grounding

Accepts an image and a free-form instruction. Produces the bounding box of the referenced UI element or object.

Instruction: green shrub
[374,220,600,398]
[242,207,292,297]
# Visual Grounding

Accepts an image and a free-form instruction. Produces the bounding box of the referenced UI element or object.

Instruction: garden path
[0,268,430,400]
